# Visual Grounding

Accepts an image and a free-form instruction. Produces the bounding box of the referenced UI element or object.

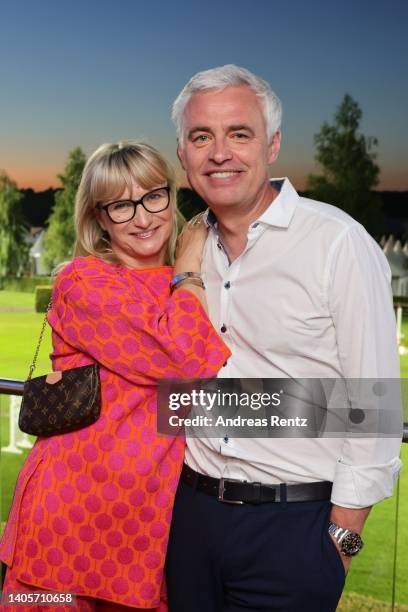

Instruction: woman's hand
[174,213,208,275]
[172,213,208,313]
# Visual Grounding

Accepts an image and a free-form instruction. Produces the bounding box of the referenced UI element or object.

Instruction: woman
[0,141,230,611]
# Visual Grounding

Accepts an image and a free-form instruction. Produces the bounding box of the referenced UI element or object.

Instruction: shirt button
[222,361,228,367]
[217,242,222,249]
[224,281,231,289]
[223,436,229,443]
[220,324,227,333]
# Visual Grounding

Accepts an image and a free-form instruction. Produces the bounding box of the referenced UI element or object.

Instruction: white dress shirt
[184,177,402,509]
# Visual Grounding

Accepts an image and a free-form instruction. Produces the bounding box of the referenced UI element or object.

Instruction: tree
[177,187,207,220]
[44,147,86,269]
[20,188,58,227]
[0,171,28,277]
[307,94,384,236]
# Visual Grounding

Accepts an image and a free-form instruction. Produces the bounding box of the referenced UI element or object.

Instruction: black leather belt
[181,463,332,504]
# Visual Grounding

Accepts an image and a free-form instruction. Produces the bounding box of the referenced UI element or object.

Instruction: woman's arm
[49,257,230,386]
[172,214,208,313]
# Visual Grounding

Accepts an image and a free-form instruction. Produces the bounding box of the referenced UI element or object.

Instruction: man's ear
[177,142,185,171]
[267,130,281,165]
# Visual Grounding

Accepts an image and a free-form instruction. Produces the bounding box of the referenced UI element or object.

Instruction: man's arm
[329,505,371,573]
[327,223,403,569]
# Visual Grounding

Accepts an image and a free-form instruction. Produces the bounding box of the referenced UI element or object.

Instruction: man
[166,65,402,611]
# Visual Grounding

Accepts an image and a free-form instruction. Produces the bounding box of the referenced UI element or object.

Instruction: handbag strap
[27,300,52,381]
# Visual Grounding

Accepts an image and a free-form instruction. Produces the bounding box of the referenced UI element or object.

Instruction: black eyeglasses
[96,186,170,224]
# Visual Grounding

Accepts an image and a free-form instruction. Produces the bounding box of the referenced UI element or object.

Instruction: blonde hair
[74,141,182,265]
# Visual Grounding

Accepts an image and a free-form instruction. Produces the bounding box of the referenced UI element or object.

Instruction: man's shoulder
[296,196,359,232]
[271,179,363,238]
[293,196,389,277]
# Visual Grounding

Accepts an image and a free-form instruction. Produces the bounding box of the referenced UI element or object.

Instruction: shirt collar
[256,178,298,228]
[203,178,299,230]
[205,208,217,228]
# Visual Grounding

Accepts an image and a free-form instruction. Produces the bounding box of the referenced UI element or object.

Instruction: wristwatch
[328,522,364,557]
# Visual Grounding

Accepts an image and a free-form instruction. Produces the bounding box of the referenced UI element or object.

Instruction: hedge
[35,286,52,312]
[1,277,53,293]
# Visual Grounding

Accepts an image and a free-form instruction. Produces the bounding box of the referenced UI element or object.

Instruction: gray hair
[172,64,282,143]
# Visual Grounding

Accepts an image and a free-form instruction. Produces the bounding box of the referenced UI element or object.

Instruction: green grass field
[0,291,52,379]
[0,291,34,309]
[1,289,408,609]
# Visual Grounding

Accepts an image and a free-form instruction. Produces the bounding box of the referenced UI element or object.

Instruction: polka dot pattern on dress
[0,256,231,608]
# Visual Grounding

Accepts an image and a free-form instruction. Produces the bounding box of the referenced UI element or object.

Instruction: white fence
[1,395,33,454]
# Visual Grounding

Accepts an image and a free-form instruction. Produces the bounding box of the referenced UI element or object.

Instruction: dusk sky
[1,0,407,192]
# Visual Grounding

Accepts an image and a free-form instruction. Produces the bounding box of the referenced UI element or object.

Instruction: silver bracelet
[170,272,202,289]
[172,277,205,292]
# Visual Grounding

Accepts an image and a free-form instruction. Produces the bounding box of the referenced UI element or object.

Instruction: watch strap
[328,522,349,542]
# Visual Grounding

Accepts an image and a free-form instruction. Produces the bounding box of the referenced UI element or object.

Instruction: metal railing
[1,376,407,610]
[3,378,408,440]
[0,378,24,395]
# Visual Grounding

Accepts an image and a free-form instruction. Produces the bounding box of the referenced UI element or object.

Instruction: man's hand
[329,536,352,575]
[329,504,371,574]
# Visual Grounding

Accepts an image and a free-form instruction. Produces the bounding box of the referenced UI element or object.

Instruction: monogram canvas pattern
[19,364,101,436]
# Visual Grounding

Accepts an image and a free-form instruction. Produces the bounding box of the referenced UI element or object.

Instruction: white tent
[383,236,408,297]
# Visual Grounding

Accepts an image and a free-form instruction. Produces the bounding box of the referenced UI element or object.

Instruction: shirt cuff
[330,455,403,508]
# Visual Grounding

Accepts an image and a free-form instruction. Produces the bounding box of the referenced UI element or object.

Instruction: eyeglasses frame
[96,186,170,224]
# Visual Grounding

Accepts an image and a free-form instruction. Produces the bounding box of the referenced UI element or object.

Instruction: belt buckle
[218,477,244,504]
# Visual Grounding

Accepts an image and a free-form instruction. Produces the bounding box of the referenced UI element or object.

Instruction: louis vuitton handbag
[19,301,101,437]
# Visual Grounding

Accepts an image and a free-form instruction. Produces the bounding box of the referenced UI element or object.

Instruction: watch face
[341,532,364,556]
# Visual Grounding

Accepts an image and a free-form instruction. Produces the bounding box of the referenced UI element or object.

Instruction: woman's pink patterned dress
[0,256,230,609]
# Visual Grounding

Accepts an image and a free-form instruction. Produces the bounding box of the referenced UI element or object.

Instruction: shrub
[1,276,53,293]
[35,286,52,313]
